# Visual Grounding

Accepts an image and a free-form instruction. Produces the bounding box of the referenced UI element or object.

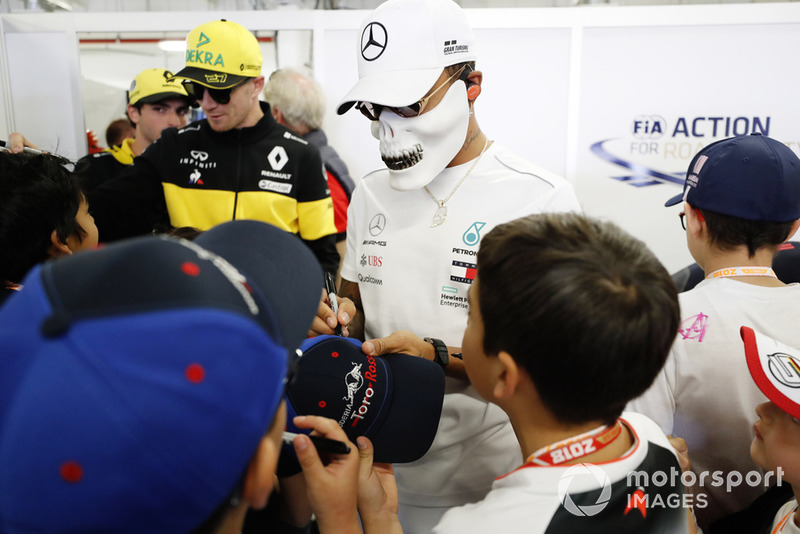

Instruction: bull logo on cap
[768,352,800,388]
[343,363,364,402]
[361,22,387,62]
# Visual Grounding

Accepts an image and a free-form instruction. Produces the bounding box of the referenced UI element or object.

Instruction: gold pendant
[431,205,448,227]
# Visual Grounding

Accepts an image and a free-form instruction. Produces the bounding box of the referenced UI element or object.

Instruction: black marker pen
[282,431,351,455]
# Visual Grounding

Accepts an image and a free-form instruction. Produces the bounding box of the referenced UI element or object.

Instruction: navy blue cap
[665,134,800,222]
[286,335,445,463]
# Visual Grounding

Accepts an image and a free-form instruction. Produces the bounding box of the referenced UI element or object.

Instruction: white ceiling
[5,0,796,12]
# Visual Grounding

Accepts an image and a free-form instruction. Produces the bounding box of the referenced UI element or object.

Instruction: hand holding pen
[0,134,43,154]
[324,272,343,336]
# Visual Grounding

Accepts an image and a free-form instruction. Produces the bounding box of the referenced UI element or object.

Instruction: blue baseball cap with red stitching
[285,335,445,464]
[0,220,322,533]
[665,133,800,222]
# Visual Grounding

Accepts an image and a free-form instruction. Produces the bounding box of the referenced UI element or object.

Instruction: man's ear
[252,75,266,97]
[493,351,520,400]
[242,434,280,510]
[272,106,285,126]
[126,105,140,127]
[47,230,72,258]
[685,202,706,238]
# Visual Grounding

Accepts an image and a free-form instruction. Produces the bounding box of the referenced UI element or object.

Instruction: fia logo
[632,115,666,140]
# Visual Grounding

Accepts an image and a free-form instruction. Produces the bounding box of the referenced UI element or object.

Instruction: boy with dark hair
[629,134,800,529]
[423,212,688,533]
[0,151,98,304]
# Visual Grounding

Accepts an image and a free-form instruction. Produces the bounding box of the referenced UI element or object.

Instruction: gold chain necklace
[424,138,490,228]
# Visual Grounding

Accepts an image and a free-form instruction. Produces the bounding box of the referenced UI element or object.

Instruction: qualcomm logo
[557,463,612,517]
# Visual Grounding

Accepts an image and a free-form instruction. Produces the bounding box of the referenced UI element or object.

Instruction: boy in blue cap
[630,134,800,530]
[0,220,366,534]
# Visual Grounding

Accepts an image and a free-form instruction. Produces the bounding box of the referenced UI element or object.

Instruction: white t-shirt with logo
[342,142,581,533]
[628,278,800,529]
[433,412,690,534]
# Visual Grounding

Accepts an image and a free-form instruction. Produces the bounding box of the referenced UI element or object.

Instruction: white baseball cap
[337,0,477,115]
[741,326,800,419]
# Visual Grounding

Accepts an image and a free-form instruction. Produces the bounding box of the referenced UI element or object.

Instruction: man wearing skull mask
[317,0,581,531]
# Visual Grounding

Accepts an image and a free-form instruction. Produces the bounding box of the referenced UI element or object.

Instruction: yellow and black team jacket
[88,102,339,274]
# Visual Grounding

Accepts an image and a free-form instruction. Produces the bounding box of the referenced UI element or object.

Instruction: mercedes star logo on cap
[361,22,388,62]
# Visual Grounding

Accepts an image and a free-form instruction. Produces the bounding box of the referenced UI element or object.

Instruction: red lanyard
[706,266,777,280]
[527,420,623,466]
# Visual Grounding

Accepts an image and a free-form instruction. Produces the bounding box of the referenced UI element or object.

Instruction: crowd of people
[1,1,799,533]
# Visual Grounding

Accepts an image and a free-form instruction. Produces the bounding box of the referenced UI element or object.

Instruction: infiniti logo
[361,22,388,61]
[369,214,386,236]
[190,150,209,161]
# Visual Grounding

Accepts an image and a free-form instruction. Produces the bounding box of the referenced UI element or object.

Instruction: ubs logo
[369,214,386,236]
[361,22,388,61]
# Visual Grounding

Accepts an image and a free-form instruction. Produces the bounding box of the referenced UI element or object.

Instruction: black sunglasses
[356,64,471,121]
[182,79,248,105]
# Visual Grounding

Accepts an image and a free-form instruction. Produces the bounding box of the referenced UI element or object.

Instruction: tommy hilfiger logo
[450,260,476,284]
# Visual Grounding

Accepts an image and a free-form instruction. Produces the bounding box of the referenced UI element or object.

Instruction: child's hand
[356,436,403,534]
[292,415,360,533]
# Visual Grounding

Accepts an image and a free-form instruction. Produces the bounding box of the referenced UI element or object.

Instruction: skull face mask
[370,81,470,191]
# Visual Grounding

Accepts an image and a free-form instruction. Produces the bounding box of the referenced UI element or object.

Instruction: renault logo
[369,214,386,236]
[361,22,388,62]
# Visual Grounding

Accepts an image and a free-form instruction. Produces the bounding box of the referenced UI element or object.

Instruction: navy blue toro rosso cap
[286,335,446,463]
[0,220,322,534]
[666,133,800,222]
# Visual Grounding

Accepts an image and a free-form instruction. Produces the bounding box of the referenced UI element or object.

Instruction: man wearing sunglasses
[87,19,339,276]
[315,0,581,532]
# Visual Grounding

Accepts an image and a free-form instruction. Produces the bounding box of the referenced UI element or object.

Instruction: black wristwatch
[424,337,449,368]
